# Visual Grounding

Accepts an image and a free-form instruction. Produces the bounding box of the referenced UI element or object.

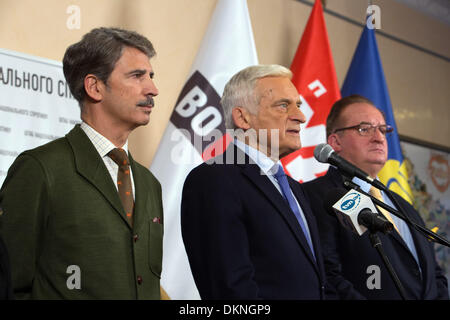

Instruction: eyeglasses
[333,122,394,136]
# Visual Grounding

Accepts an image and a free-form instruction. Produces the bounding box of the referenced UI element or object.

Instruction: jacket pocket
[148,220,163,278]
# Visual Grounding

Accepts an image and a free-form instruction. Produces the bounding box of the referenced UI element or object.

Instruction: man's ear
[232,107,252,130]
[328,133,342,152]
[84,74,104,102]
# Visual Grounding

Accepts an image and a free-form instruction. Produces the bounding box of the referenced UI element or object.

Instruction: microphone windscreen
[314,143,334,163]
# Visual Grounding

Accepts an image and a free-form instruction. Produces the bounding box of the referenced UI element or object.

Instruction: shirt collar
[233,138,280,176]
[352,175,383,195]
[80,121,129,158]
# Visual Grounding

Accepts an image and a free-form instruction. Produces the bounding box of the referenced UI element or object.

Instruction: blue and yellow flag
[341,25,413,204]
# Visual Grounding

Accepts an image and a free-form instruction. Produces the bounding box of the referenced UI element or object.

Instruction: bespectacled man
[303,94,448,300]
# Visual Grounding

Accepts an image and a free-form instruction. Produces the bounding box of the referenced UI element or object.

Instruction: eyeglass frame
[332,122,394,136]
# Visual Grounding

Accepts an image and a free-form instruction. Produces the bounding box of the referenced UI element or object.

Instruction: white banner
[0,48,80,185]
[152,0,258,299]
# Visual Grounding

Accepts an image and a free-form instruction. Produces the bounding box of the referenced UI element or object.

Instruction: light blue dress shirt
[352,176,421,269]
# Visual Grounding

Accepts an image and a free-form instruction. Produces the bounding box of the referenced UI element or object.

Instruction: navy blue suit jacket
[302,167,448,300]
[181,145,326,299]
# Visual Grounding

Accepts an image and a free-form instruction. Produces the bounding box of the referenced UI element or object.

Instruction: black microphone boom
[314,143,386,190]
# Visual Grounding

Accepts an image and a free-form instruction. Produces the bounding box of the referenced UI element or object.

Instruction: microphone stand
[318,145,449,246]
[368,232,408,300]
[385,188,450,247]
[343,180,450,248]
[343,179,408,300]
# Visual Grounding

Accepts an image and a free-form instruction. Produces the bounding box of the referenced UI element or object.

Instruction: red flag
[281,0,341,182]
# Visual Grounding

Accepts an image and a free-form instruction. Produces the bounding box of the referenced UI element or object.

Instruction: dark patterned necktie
[108,148,134,226]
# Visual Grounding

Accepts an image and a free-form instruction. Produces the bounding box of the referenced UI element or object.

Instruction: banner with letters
[0,48,80,186]
[151,0,258,299]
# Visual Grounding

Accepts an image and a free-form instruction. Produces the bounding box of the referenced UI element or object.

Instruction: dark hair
[63,27,156,107]
[326,94,385,138]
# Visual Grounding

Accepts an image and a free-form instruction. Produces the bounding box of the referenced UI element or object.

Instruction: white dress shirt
[352,176,420,267]
[80,122,135,200]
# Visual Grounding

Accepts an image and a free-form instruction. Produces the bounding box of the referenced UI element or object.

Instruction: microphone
[314,143,386,190]
[324,188,394,235]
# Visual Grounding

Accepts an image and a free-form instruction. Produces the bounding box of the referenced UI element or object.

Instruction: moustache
[137,97,155,107]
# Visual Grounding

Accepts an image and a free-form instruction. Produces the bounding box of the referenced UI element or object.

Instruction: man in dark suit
[0,27,163,299]
[181,65,327,299]
[303,95,448,299]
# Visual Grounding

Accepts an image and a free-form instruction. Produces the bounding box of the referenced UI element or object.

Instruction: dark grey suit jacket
[182,145,327,299]
[303,167,448,300]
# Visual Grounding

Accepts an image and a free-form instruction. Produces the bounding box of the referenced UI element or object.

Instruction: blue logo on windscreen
[340,193,361,211]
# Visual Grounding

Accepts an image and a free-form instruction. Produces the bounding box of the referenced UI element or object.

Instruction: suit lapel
[390,195,428,271]
[128,154,149,232]
[233,146,318,271]
[66,125,130,228]
[289,178,324,274]
[389,225,414,254]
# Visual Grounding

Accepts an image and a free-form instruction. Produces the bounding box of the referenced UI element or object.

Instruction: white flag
[151,0,258,299]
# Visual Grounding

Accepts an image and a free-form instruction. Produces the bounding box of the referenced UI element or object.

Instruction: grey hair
[220,64,293,129]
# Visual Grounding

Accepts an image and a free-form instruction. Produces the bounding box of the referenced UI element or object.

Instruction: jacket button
[133,234,139,242]
[137,276,143,285]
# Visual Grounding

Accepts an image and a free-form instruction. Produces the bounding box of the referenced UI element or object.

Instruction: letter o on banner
[191,106,222,137]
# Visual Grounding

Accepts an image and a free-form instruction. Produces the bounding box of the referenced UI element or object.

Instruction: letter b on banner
[171,71,225,156]
[175,86,207,118]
